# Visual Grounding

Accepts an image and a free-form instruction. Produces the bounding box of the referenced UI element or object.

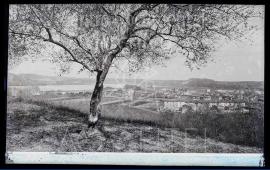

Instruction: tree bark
[87,15,134,127]
[88,70,104,128]
[87,53,115,128]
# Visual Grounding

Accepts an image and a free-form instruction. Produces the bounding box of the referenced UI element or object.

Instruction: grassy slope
[6,97,262,153]
[33,97,264,148]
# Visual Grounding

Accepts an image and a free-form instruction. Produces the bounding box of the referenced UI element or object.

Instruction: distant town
[103,84,264,114]
[7,74,264,115]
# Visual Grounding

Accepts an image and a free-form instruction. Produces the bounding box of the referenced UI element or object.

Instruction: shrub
[164,111,264,148]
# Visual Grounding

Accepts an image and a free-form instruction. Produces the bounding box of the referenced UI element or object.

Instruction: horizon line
[8,72,264,82]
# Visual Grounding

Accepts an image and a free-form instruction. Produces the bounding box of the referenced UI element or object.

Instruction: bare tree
[8,4,263,127]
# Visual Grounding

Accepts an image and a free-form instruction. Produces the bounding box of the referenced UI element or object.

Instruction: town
[104,84,264,114]
[8,82,264,115]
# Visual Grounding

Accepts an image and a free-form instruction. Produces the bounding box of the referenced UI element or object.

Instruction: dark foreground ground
[6,97,262,153]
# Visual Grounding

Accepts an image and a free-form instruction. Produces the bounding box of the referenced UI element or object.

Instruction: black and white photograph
[6,4,264,166]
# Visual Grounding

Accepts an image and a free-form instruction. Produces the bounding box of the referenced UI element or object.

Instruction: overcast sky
[10,6,264,81]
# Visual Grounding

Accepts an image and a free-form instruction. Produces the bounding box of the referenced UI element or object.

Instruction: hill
[182,78,263,90]
[8,73,263,90]
[144,78,263,90]
[6,97,262,153]
[8,73,93,86]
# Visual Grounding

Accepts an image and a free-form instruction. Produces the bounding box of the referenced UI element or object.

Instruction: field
[28,95,264,148]
[6,96,262,153]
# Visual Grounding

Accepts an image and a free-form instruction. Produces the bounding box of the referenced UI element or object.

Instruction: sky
[10,7,264,82]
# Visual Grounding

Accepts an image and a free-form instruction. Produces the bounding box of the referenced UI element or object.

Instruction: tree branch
[9,29,44,40]
[52,28,95,57]
[101,6,127,23]
[43,28,93,71]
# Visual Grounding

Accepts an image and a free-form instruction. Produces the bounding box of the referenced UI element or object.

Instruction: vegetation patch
[6,97,262,153]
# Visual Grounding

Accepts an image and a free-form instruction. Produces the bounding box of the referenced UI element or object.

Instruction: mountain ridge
[8,73,264,90]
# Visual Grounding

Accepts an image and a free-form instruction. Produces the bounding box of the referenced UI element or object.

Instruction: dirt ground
[6,97,262,153]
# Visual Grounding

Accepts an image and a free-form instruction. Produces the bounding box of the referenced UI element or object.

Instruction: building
[158,98,248,114]
[104,88,124,97]
[163,101,181,111]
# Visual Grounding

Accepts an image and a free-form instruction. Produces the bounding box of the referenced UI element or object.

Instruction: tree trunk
[87,30,130,128]
[88,70,104,128]
[87,53,115,128]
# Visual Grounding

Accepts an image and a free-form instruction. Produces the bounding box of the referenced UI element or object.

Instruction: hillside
[8,73,263,90]
[6,97,262,153]
[8,73,93,86]
[8,73,143,86]
[182,78,264,90]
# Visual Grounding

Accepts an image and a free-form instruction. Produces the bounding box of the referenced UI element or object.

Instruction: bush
[158,111,264,148]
